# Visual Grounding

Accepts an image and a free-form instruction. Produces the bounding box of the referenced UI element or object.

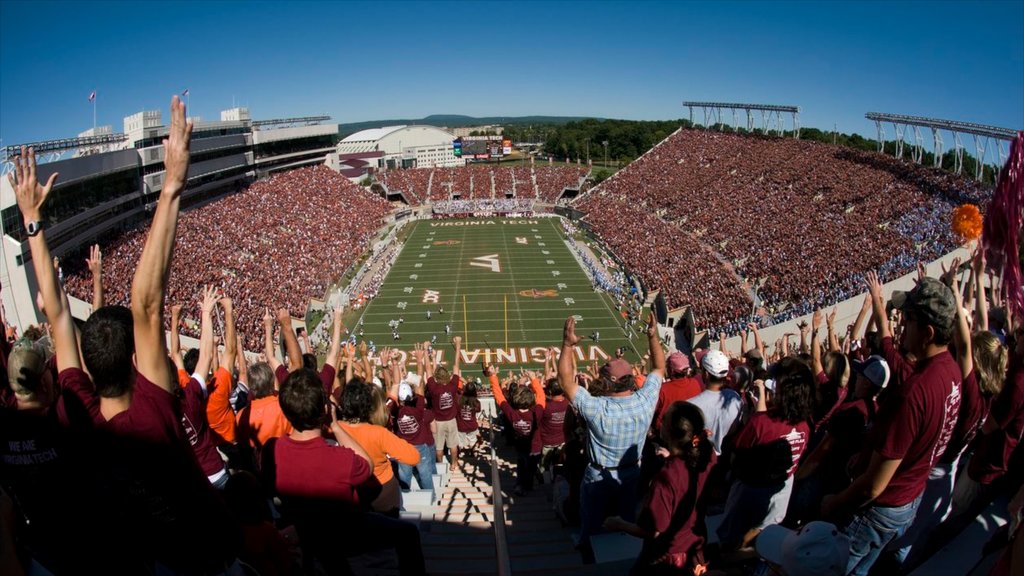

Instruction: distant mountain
[338,114,599,137]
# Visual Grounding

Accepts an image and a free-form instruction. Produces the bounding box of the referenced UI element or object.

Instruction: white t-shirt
[686,388,743,455]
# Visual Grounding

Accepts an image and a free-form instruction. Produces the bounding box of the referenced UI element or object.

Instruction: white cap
[398,383,414,402]
[701,349,730,379]
[405,373,422,387]
[755,522,850,576]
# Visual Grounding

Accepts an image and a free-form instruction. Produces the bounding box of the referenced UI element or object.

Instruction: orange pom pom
[951,204,983,243]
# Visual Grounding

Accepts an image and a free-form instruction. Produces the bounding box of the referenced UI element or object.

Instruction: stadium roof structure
[1,133,130,176]
[251,115,331,129]
[341,125,409,143]
[683,101,801,138]
[865,112,1018,181]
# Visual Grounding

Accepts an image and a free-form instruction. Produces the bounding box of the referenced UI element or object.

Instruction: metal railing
[490,417,512,576]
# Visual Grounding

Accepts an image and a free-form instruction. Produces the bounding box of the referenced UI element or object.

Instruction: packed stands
[376,165,588,205]
[63,165,391,351]
[512,166,535,198]
[379,169,431,204]
[576,128,989,334]
[536,165,587,202]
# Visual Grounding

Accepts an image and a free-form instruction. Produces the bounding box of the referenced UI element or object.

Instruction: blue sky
[1,0,1022,148]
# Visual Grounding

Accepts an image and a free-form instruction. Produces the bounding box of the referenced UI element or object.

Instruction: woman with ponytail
[603,401,716,575]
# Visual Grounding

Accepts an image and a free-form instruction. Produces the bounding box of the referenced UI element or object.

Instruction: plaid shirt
[572,372,663,469]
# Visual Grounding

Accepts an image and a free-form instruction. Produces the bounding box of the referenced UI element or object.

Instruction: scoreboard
[454,136,513,159]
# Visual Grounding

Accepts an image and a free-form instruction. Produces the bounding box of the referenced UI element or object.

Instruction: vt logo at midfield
[469,254,501,272]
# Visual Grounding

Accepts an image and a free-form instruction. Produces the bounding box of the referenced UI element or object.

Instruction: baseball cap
[600,358,633,380]
[890,277,956,331]
[398,382,414,402]
[756,521,850,576]
[7,340,47,394]
[405,373,422,387]
[667,352,690,374]
[852,355,890,389]
[700,349,730,379]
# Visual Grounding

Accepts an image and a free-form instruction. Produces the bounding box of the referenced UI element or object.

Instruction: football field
[353,217,647,371]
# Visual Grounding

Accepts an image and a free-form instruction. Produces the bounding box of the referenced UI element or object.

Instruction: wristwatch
[25,220,43,237]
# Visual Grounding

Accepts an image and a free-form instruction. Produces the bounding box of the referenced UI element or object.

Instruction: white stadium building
[335,125,463,170]
[0,107,339,331]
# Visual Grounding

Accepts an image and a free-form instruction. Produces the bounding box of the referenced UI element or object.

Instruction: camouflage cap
[890,277,956,331]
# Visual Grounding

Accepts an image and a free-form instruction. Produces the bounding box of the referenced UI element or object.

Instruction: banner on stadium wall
[367,345,611,367]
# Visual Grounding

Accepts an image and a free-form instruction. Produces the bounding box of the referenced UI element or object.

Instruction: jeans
[887,460,957,566]
[578,463,641,562]
[842,494,923,576]
[397,443,436,498]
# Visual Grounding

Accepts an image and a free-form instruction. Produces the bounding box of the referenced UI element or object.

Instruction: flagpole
[504,294,508,350]
[463,295,468,349]
[92,90,96,131]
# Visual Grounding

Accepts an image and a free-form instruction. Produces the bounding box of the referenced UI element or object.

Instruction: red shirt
[393,395,434,445]
[181,377,227,477]
[426,374,462,421]
[636,452,717,568]
[99,372,238,571]
[540,397,569,446]
[654,377,703,431]
[871,338,962,506]
[499,402,544,454]
[941,370,990,465]
[734,412,810,477]
[968,360,1024,484]
[266,435,371,503]
[457,399,481,432]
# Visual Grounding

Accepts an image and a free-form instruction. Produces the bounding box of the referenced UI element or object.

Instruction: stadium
[2,95,1024,573]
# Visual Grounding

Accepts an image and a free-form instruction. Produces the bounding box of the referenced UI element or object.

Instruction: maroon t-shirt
[99,372,238,571]
[870,339,962,506]
[941,370,990,465]
[275,364,336,397]
[734,412,810,477]
[654,378,703,431]
[457,399,481,432]
[266,435,371,502]
[182,377,227,477]
[426,374,462,421]
[968,360,1024,484]
[636,452,718,568]
[498,400,544,454]
[393,395,434,445]
[540,397,569,446]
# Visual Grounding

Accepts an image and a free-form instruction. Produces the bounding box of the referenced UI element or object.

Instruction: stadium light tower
[683,101,801,138]
[602,140,608,167]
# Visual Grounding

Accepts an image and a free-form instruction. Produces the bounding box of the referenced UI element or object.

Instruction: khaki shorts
[434,418,460,451]
[459,430,479,447]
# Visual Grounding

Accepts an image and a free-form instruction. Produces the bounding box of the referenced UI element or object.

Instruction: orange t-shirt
[340,422,420,485]
[236,395,293,448]
[207,367,236,444]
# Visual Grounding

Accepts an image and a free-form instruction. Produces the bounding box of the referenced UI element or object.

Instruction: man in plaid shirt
[558,312,666,563]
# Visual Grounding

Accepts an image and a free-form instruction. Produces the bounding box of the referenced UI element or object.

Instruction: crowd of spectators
[575,129,989,336]
[431,198,534,215]
[63,165,391,352]
[376,165,588,205]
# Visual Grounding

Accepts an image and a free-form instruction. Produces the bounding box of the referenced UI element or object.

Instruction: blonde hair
[972,331,1007,397]
[369,385,390,427]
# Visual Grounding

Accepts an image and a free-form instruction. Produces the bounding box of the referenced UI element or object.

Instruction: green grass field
[352,217,647,371]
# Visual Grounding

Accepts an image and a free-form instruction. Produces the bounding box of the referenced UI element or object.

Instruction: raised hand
[452,335,462,347]
[86,244,102,276]
[162,95,193,195]
[7,146,59,223]
[827,307,837,327]
[865,271,883,302]
[812,308,823,331]
[645,311,658,337]
[201,285,218,316]
[563,316,582,347]
[263,306,274,325]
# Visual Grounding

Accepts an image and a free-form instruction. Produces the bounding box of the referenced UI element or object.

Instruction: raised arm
[748,322,765,359]
[798,322,809,354]
[263,307,282,372]
[558,316,583,401]
[8,147,79,371]
[739,328,749,356]
[219,296,236,371]
[277,308,303,372]
[826,307,840,352]
[865,272,891,340]
[946,259,974,379]
[86,244,103,311]
[193,286,217,387]
[852,293,872,341]
[452,335,463,376]
[131,96,192,393]
[811,308,824,377]
[170,303,185,372]
[325,306,344,371]
[646,311,665,377]
[973,248,989,332]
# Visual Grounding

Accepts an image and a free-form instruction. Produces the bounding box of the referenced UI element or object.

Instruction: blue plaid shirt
[572,372,663,469]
